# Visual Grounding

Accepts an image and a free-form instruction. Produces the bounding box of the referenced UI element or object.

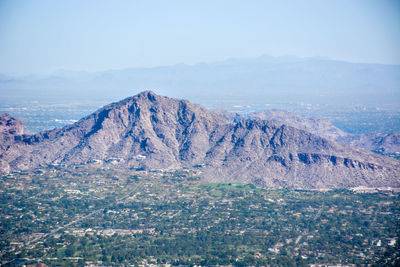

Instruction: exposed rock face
[249,109,400,158]
[248,109,349,141]
[0,114,24,136]
[0,114,24,151]
[1,91,399,188]
[338,132,400,155]
[0,114,25,173]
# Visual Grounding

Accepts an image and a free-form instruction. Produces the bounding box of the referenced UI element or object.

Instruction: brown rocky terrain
[338,132,400,155]
[0,91,399,188]
[248,109,400,159]
[0,114,25,172]
[248,109,349,141]
[0,113,24,145]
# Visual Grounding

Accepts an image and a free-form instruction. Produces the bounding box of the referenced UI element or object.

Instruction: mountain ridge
[1,91,399,188]
[1,55,399,107]
[247,109,400,158]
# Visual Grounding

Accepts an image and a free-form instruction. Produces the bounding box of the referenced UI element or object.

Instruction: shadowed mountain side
[0,91,399,188]
[0,114,24,153]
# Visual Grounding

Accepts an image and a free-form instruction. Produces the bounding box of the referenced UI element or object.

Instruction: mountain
[0,114,24,151]
[248,109,349,141]
[338,132,400,157]
[1,56,399,108]
[1,91,399,188]
[248,109,400,158]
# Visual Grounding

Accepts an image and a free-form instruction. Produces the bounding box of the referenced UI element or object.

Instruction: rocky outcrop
[248,109,349,141]
[0,114,24,136]
[249,109,400,159]
[0,114,24,149]
[1,91,399,188]
[0,114,25,173]
[338,132,400,156]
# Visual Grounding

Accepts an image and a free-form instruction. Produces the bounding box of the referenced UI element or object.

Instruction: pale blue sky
[0,0,399,76]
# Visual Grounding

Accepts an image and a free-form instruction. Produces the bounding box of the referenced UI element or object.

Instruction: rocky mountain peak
[0,113,24,136]
[136,90,158,101]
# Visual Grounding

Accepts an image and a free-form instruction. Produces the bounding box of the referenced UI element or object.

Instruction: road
[295,204,325,245]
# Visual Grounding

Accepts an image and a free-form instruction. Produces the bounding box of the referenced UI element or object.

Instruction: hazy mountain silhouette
[1,56,399,107]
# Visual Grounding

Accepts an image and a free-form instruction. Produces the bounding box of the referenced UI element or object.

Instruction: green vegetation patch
[0,166,399,266]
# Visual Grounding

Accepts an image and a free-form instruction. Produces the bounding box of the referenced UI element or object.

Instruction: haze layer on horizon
[0,0,399,76]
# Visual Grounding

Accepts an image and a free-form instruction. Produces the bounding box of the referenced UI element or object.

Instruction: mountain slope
[248,109,349,140]
[338,132,400,157]
[2,91,229,172]
[1,91,399,188]
[0,114,24,154]
[249,109,400,158]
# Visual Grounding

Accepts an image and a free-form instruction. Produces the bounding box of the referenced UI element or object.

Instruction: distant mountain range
[1,91,399,189]
[1,55,399,108]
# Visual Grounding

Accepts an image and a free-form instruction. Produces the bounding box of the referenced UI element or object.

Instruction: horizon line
[2,54,400,78]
